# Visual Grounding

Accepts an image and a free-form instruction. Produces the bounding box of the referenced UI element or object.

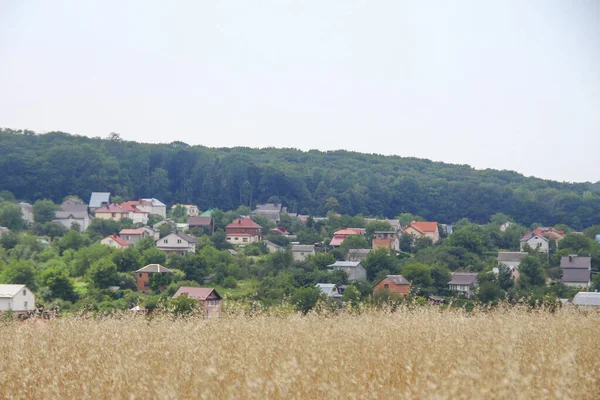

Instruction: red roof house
[329,228,363,247]
[173,286,222,318]
[402,221,440,243]
[225,217,263,244]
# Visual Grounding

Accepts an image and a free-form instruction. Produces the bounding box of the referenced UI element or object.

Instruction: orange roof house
[329,228,364,247]
[402,221,440,243]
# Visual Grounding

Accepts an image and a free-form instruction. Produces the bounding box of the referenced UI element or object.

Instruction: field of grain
[1,307,599,399]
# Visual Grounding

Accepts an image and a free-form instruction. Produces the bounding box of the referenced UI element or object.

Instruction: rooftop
[497,252,528,262]
[135,264,173,273]
[448,272,478,286]
[174,286,221,301]
[0,284,27,298]
[560,255,591,269]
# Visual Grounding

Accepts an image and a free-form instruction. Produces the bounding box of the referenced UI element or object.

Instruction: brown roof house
[561,255,591,287]
[225,217,263,244]
[135,264,173,293]
[373,275,411,296]
[448,272,478,299]
[100,235,129,249]
[187,216,214,233]
[372,231,400,251]
[173,287,222,318]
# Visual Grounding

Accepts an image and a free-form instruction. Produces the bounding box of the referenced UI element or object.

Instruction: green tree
[56,229,89,254]
[341,285,361,308]
[519,256,546,287]
[291,286,326,314]
[309,253,336,270]
[0,260,37,289]
[168,295,198,316]
[559,233,593,254]
[496,265,514,290]
[39,265,77,302]
[87,258,120,289]
[396,213,423,227]
[141,247,167,266]
[446,227,487,255]
[340,234,370,256]
[477,282,504,304]
[363,248,401,281]
[33,199,58,224]
[0,203,26,230]
[112,246,142,272]
[402,262,433,288]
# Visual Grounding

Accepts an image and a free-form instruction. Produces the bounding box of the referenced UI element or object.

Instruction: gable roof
[573,292,600,306]
[497,252,528,262]
[226,217,263,230]
[200,208,216,217]
[270,227,291,235]
[374,275,410,286]
[173,286,221,301]
[253,203,283,212]
[315,283,341,297]
[102,235,129,247]
[136,264,173,273]
[55,211,89,219]
[291,244,315,253]
[17,202,33,210]
[520,231,550,242]
[119,228,147,235]
[405,221,438,234]
[120,202,149,213]
[94,204,128,214]
[89,192,111,208]
[346,248,371,261]
[328,261,363,268]
[333,228,363,236]
[562,268,591,284]
[560,255,591,269]
[0,284,27,298]
[448,272,478,286]
[188,216,213,227]
[141,198,166,207]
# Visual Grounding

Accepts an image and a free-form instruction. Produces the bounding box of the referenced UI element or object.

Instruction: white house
[100,235,129,249]
[156,232,197,256]
[327,261,367,281]
[53,211,91,231]
[0,285,36,312]
[291,244,316,261]
[139,198,167,219]
[520,232,549,253]
[448,273,478,299]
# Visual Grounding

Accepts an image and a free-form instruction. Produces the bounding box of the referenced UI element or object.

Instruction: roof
[405,221,438,234]
[60,201,88,213]
[253,203,283,212]
[560,256,591,269]
[346,248,371,261]
[448,273,478,286]
[329,236,346,247]
[520,231,550,242]
[120,202,149,213]
[497,252,528,262]
[0,284,27,298]
[17,202,33,210]
[135,264,173,273]
[94,204,128,214]
[315,283,341,297]
[226,217,263,230]
[174,232,198,244]
[328,261,363,268]
[270,227,290,235]
[188,216,213,227]
[173,286,221,301]
[573,292,600,306]
[102,235,129,247]
[264,240,284,250]
[375,275,410,286]
[200,208,216,217]
[562,268,591,284]
[141,198,166,207]
[333,228,363,236]
[291,244,315,252]
[119,228,147,235]
[54,211,89,219]
[89,192,111,208]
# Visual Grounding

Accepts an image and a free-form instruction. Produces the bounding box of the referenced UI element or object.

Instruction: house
[139,198,167,218]
[327,261,367,281]
[225,217,263,244]
[291,244,315,261]
[119,227,152,245]
[100,235,129,249]
[173,287,222,318]
[187,216,214,233]
[250,203,285,223]
[373,275,411,296]
[448,272,478,298]
[270,227,294,237]
[135,264,173,293]
[0,285,35,313]
[315,283,342,299]
[372,231,400,251]
[93,204,130,221]
[264,240,284,253]
[493,252,527,280]
[200,208,216,217]
[329,228,364,247]
[119,202,149,224]
[89,192,111,212]
[53,211,91,231]
[572,292,600,308]
[156,232,198,255]
[561,255,591,287]
[346,248,371,262]
[520,232,550,253]
[402,221,440,243]
[17,202,34,224]
[141,226,160,241]
[171,204,200,217]
[535,227,565,242]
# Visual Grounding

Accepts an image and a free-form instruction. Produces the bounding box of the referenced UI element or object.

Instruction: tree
[87,258,120,289]
[170,205,187,222]
[168,295,198,316]
[559,233,593,254]
[363,248,401,281]
[397,213,423,227]
[446,228,487,255]
[33,199,58,224]
[112,246,142,272]
[291,286,326,314]
[0,260,37,290]
[340,234,370,256]
[0,203,26,230]
[402,262,433,288]
[496,265,514,290]
[0,231,20,250]
[39,266,77,302]
[430,264,451,291]
[309,253,336,270]
[341,285,361,308]
[142,247,167,266]
[56,229,89,254]
[477,282,504,304]
[519,256,546,287]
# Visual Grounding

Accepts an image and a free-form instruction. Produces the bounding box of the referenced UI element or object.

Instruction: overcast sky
[1,1,598,183]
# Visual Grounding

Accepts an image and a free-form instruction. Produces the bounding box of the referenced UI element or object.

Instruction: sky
[1,1,599,183]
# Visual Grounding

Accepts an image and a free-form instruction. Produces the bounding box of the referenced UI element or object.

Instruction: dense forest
[1,128,599,228]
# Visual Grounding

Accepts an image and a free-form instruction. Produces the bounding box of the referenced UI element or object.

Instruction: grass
[1,306,599,399]
[215,279,258,300]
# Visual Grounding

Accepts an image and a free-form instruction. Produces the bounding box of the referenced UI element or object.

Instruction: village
[1,191,599,318]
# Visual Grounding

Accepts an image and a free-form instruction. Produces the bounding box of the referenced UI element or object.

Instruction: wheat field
[0,307,599,399]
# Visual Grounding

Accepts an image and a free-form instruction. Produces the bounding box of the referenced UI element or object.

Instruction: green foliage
[0,231,20,250]
[363,248,401,281]
[87,259,120,289]
[56,229,89,254]
[168,295,198,316]
[402,262,433,288]
[291,286,326,314]
[222,276,238,289]
[39,265,77,302]
[341,285,361,307]
[519,256,546,287]
[476,282,505,304]
[309,252,337,270]
[340,235,370,256]
[33,200,58,224]
[0,202,26,231]
[141,247,167,266]
[112,246,142,272]
[0,260,37,289]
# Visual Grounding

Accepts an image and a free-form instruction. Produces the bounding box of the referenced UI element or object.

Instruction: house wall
[0,289,36,311]
[373,279,410,296]
[226,234,261,244]
[55,216,90,232]
[334,265,367,281]
[95,212,127,221]
[136,272,151,292]
[292,250,314,261]
[204,293,222,318]
[138,204,167,218]
[372,234,400,251]
[521,236,549,253]
[156,234,195,252]
[121,233,146,245]
[100,237,126,249]
[404,227,440,244]
[564,281,590,288]
[128,213,148,225]
[226,227,262,236]
[449,284,474,298]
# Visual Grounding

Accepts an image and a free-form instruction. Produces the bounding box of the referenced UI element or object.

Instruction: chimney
[569,255,572,262]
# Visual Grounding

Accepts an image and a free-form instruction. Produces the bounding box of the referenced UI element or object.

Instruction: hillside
[1,128,598,227]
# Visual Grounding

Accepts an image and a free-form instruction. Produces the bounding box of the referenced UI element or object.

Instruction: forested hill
[1,128,599,228]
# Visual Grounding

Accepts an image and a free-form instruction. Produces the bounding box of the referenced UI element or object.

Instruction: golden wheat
[0,307,599,399]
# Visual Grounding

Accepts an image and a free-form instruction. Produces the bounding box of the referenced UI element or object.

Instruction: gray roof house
[561,255,591,287]
[17,202,34,224]
[264,240,284,253]
[53,211,91,232]
[156,232,198,255]
[572,292,600,307]
[448,272,478,298]
[291,244,315,261]
[315,283,342,298]
[89,192,111,210]
[345,248,371,262]
[250,203,288,223]
[327,261,367,281]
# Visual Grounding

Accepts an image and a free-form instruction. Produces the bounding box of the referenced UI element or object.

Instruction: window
[227,237,231,240]
[112,213,116,217]
[384,284,389,289]
[23,289,27,296]
[243,238,248,243]
[177,239,182,244]
[24,301,28,309]
[144,281,150,287]
[235,237,239,241]
[163,239,168,244]
[139,273,143,277]
[126,236,130,240]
